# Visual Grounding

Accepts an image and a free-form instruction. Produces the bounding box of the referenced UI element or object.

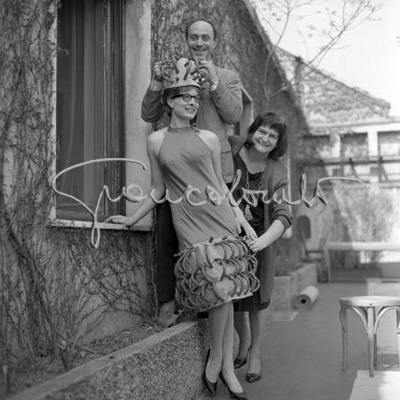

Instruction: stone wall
[7,321,207,400]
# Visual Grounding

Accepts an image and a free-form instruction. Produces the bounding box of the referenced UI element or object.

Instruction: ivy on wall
[0,1,155,394]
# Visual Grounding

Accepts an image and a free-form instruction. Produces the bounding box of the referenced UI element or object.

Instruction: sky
[254,0,400,116]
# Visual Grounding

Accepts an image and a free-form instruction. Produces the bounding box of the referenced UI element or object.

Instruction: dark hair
[185,18,218,40]
[246,111,288,159]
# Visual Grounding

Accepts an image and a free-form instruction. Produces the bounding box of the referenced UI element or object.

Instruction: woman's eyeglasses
[171,93,201,103]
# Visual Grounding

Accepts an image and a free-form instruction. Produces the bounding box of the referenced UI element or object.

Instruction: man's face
[186,21,216,62]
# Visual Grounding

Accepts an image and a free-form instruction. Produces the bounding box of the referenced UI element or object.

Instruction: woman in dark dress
[229,111,292,383]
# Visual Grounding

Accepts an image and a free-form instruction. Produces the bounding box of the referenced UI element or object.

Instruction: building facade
[0,0,306,362]
[275,47,400,266]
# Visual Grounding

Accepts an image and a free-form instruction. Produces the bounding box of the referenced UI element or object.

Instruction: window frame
[53,0,125,223]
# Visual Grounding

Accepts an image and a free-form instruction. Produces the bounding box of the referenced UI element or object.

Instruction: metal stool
[339,296,400,377]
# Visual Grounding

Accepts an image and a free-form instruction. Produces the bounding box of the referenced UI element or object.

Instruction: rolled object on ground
[293,285,319,311]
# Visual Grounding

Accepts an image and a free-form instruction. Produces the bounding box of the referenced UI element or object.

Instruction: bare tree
[250,0,382,100]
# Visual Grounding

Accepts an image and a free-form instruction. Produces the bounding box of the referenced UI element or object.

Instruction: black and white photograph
[1,0,399,399]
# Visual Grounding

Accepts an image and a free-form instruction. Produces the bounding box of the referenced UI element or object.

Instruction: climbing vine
[0,0,155,395]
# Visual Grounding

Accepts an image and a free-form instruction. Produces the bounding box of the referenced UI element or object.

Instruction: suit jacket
[229,135,292,303]
[141,66,243,183]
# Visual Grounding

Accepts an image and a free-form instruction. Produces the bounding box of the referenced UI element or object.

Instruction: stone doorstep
[8,320,208,400]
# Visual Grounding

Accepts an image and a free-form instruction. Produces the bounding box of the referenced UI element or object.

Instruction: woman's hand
[232,206,257,239]
[247,220,286,253]
[246,236,269,253]
[105,215,134,228]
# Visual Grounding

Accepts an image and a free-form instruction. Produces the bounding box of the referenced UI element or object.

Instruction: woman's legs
[234,311,252,360]
[206,302,230,382]
[207,302,245,393]
[247,307,270,373]
[221,303,245,393]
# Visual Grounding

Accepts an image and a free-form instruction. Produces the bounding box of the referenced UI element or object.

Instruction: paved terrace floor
[199,269,400,400]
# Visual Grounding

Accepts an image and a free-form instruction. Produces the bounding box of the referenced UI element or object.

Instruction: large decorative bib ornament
[174,236,260,311]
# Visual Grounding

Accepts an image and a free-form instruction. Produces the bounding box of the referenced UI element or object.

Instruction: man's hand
[197,60,219,87]
[150,61,174,89]
[153,61,164,82]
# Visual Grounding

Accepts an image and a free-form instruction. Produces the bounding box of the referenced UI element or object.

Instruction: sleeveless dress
[157,126,259,311]
[157,126,237,248]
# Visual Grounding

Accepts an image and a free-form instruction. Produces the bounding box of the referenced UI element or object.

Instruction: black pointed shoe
[234,348,250,369]
[234,355,248,369]
[202,349,218,396]
[219,371,248,400]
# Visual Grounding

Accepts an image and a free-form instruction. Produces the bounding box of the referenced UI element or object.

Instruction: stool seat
[340,296,400,307]
[339,295,400,377]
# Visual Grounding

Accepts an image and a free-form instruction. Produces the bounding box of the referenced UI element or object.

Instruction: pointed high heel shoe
[234,348,250,369]
[219,371,248,400]
[202,349,218,396]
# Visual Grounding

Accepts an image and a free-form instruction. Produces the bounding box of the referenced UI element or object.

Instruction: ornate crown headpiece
[161,57,201,90]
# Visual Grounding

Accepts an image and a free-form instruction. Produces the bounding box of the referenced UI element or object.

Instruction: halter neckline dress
[157,126,259,311]
[157,126,237,249]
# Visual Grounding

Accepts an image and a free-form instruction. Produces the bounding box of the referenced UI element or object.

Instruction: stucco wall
[125,0,153,229]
